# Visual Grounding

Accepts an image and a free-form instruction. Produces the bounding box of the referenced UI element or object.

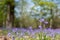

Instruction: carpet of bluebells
[0,18,60,40]
[0,28,60,40]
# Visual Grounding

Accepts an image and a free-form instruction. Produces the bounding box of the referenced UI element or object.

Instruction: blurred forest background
[0,0,60,29]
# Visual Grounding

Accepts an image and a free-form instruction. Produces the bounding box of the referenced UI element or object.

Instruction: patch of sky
[46,14,51,18]
[15,0,19,2]
[15,0,34,12]
[15,8,20,18]
[54,0,60,4]
[15,8,20,13]
[58,5,60,9]
[42,14,51,18]
[26,0,34,12]
[34,6,41,11]
[15,0,60,18]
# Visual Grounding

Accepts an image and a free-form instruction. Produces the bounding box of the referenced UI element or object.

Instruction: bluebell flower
[12,28,18,32]
[31,31,35,35]
[29,26,32,30]
[7,33,11,37]
[39,18,44,22]
[38,25,42,29]
[54,29,60,34]
[26,30,30,35]
[44,21,48,24]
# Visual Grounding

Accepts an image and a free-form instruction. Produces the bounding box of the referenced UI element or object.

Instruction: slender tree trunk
[49,8,53,28]
[6,5,11,28]
[6,1,15,29]
[10,3,15,28]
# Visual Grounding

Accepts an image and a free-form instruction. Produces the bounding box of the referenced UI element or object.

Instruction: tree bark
[6,1,15,29]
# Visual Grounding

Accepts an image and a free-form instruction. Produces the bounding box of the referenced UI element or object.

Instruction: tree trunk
[49,8,53,28]
[6,5,11,28]
[6,1,15,29]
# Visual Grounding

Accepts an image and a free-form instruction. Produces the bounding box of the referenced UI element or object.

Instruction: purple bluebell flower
[43,29,48,34]
[34,29,40,33]
[50,32,55,37]
[39,18,44,22]
[21,28,27,32]
[31,31,35,35]
[29,26,33,32]
[7,33,11,37]
[26,30,30,35]
[38,25,42,29]
[55,29,60,34]
[44,21,48,24]
[29,26,32,29]
[12,28,18,32]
